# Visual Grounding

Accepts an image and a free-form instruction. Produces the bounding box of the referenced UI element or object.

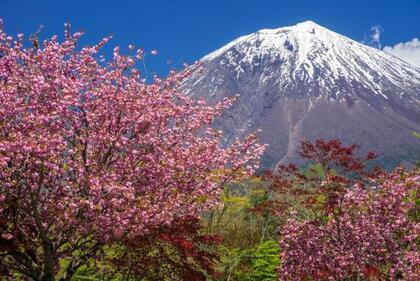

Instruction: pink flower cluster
[279,172,419,280]
[0,18,265,264]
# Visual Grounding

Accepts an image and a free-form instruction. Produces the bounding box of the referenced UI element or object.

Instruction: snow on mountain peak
[294,20,324,30]
[202,21,337,61]
[198,21,420,101]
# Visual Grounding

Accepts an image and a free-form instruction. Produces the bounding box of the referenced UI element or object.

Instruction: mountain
[182,21,420,169]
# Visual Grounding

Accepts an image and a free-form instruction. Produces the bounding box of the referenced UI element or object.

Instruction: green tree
[248,241,280,281]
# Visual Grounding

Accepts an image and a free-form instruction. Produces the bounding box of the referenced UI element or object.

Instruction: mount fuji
[182,21,420,169]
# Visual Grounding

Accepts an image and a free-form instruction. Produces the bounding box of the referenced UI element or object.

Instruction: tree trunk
[40,240,56,281]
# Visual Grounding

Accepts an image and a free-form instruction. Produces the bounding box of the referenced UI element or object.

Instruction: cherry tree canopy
[0,21,265,280]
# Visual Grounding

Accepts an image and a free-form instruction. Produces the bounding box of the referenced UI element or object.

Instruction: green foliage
[248,241,280,281]
[204,177,277,243]
[215,246,254,281]
[203,177,281,280]
[212,241,280,281]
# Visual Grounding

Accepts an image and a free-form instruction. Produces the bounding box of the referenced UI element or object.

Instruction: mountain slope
[182,21,420,169]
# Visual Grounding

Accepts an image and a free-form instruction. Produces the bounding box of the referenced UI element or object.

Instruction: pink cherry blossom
[0,22,266,280]
[279,171,419,280]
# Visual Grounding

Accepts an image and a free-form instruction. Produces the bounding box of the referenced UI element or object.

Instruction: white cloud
[369,25,383,49]
[383,38,420,67]
[363,24,420,67]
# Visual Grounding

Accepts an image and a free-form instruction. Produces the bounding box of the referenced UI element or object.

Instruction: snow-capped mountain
[182,21,420,169]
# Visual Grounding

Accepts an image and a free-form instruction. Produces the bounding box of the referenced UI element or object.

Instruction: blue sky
[2,0,419,75]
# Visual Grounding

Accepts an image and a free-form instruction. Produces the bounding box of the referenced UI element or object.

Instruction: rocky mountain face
[182,21,420,170]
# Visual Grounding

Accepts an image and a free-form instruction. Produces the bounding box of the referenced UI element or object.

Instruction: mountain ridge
[182,21,420,169]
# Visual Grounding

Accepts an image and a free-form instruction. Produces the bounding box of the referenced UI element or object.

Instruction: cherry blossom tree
[275,140,419,280]
[279,171,419,280]
[0,21,265,281]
